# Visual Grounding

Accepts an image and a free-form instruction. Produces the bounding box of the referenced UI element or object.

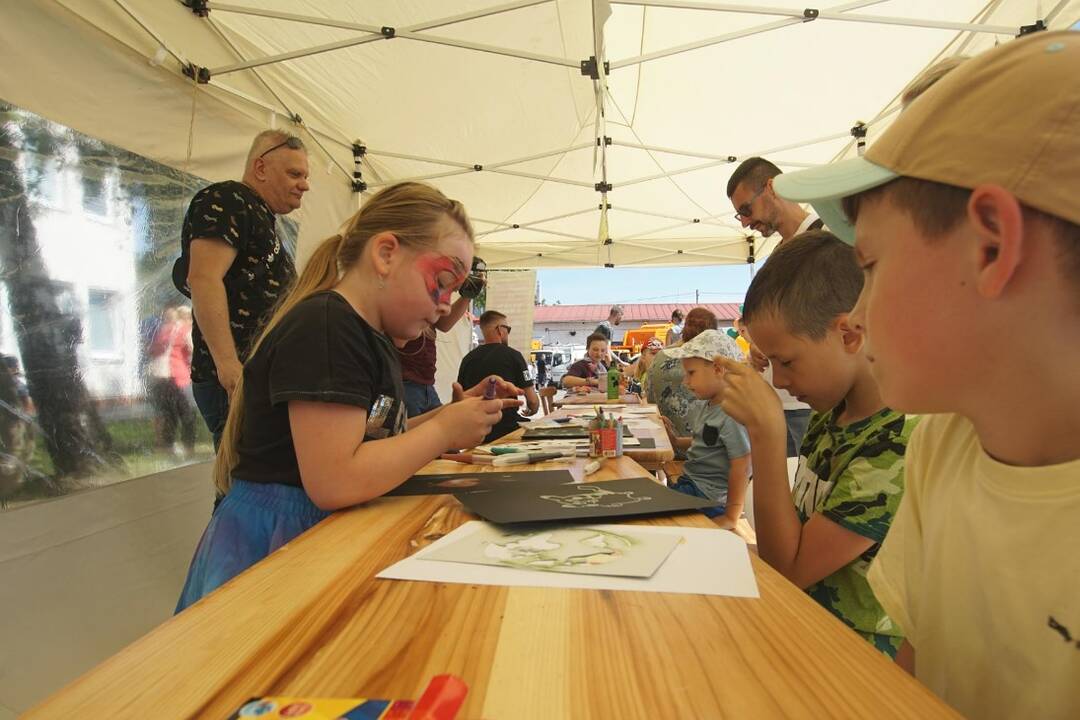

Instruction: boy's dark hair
[743,230,863,340]
[842,177,1080,280]
[726,157,782,198]
[585,332,608,348]
[479,310,506,327]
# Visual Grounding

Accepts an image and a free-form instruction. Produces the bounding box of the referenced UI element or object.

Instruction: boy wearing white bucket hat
[661,329,750,531]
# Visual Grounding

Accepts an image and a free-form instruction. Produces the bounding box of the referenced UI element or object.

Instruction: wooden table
[28,456,958,719]
[553,391,641,407]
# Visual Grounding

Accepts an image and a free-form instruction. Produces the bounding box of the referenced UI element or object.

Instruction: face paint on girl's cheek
[416,254,467,306]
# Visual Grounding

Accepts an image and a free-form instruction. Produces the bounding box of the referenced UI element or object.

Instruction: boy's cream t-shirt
[868,413,1080,720]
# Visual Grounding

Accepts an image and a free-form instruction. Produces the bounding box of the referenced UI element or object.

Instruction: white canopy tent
[4,0,1077,270]
[2,2,1079,715]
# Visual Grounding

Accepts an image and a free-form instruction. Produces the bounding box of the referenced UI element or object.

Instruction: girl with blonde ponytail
[176,182,518,611]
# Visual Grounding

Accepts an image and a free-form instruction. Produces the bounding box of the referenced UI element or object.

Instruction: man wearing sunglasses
[726,156,823,458]
[172,130,310,448]
[727,156,823,242]
[457,310,539,442]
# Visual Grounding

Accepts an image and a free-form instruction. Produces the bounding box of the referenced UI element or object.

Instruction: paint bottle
[606,364,620,400]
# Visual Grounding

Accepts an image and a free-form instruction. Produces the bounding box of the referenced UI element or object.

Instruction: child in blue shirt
[662,329,750,530]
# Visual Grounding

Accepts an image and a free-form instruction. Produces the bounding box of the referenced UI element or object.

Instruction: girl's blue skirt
[175,479,331,613]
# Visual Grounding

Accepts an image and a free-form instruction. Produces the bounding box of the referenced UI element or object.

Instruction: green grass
[12,415,216,507]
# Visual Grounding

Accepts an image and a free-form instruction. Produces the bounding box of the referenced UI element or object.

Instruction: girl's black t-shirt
[232,291,407,487]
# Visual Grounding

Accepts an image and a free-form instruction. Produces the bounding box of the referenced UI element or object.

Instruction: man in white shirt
[727,156,823,456]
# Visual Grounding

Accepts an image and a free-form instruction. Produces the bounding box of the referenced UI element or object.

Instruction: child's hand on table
[453,376,523,412]
[436,396,505,449]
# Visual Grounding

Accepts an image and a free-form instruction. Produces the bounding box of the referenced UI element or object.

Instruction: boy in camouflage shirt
[715,231,915,656]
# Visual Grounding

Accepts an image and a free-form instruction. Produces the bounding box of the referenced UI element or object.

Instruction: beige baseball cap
[774,30,1080,244]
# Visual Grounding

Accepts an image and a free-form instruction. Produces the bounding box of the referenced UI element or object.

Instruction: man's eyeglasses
[734,184,767,221]
[497,324,512,334]
[258,135,305,160]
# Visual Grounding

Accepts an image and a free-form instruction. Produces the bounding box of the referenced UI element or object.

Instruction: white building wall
[5,167,141,399]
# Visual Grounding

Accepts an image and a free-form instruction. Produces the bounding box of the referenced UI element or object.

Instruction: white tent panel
[16,0,1074,268]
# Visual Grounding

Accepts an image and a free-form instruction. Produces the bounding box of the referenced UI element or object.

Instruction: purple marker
[483,377,498,400]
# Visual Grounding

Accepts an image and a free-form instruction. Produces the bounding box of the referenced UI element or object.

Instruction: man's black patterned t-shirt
[174,180,296,383]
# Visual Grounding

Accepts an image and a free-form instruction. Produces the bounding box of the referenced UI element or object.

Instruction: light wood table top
[29,456,958,719]
[553,391,641,407]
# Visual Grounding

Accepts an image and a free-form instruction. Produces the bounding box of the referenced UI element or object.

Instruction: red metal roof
[533,303,740,323]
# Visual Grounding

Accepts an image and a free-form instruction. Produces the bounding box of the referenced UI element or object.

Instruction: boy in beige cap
[774,30,1080,720]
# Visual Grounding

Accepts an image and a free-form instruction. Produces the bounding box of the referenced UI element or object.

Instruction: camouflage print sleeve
[819,416,919,543]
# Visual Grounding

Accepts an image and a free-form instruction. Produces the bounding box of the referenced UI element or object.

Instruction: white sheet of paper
[422,524,681,578]
[378,521,760,597]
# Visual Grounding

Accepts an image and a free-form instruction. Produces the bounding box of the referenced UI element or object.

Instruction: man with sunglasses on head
[172,130,309,448]
[457,310,539,442]
[726,156,823,458]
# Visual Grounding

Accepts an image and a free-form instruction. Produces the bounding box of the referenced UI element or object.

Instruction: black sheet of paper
[455,476,714,523]
[387,469,577,497]
[522,424,633,440]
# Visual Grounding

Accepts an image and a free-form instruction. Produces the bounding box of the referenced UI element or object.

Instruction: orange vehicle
[614,323,673,355]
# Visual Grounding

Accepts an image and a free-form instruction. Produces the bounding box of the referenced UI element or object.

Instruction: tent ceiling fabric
[8,0,1080,268]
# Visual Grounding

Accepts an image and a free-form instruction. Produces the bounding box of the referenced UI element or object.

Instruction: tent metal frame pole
[208,0,554,34]
[485,143,595,169]
[611,141,822,167]
[487,255,580,268]
[1045,0,1072,23]
[621,220,702,241]
[612,16,801,68]
[479,238,586,251]
[208,15,577,75]
[613,207,734,228]
[391,31,580,68]
[113,0,188,65]
[201,79,354,152]
[210,32,383,76]
[478,239,579,253]
[475,207,598,233]
[611,140,737,162]
[486,167,594,188]
[365,149,474,169]
[479,240,579,254]
[828,0,1012,161]
[611,1,1015,34]
[366,168,476,188]
[621,219,745,240]
[203,17,354,182]
[615,237,749,253]
[617,158,728,187]
[590,0,612,251]
[482,226,596,241]
[616,129,849,187]
[363,149,592,186]
[115,0,356,153]
[609,0,886,68]
[489,226,595,241]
